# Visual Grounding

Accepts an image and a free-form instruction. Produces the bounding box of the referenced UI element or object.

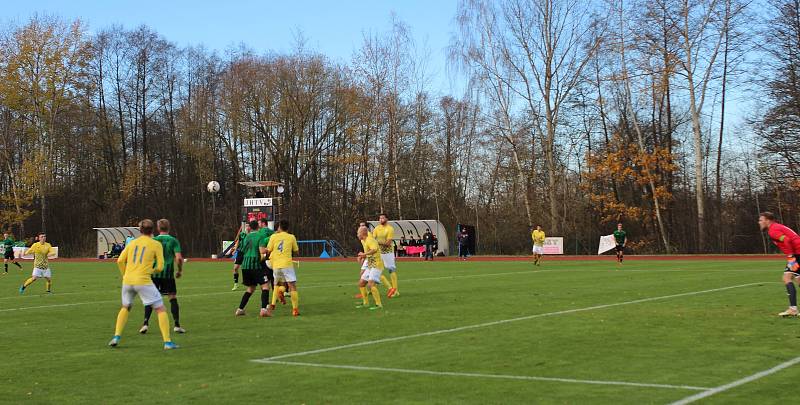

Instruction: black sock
[261,289,270,309]
[239,291,252,309]
[170,298,180,327]
[4,264,7,272]
[234,273,239,283]
[13,261,20,268]
[787,283,797,307]
[143,305,152,325]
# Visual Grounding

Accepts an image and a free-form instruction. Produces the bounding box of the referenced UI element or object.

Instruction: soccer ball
[207,181,221,194]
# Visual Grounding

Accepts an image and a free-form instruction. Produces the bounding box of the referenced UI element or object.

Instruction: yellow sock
[157,310,171,343]
[114,307,129,336]
[380,275,393,290]
[290,290,299,310]
[271,286,280,306]
[359,286,369,305]
[370,286,382,306]
[390,272,398,292]
[45,280,51,291]
[23,277,35,288]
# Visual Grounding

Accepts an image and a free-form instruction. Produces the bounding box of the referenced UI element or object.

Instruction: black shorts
[785,255,800,278]
[242,268,269,287]
[152,278,177,295]
[4,250,14,260]
[234,251,244,265]
[615,245,625,253]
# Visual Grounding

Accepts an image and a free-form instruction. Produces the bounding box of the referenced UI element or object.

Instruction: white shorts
[361,267,383,283]
[380,253,396,272]
[121,284,163,308]
[532,246,544,255]
[32,268,52,278]
[274,267,297,283]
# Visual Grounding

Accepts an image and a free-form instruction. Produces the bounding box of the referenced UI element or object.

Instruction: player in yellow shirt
[266,220,300,316]
[19,233,55,294]
[357,226,384,310]
[107,219,178,350]
[372,214,398,297]
[531,225,546,266]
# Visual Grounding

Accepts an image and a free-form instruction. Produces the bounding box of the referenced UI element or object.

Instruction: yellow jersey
[26,242,54,269]
[267,231,299,270]
[372,224,394,254]
[117,235,164,286]
[363,236,384,270]
[532,230,546,247]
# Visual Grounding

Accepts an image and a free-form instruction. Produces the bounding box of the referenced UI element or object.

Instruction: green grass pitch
[1,258,799,404]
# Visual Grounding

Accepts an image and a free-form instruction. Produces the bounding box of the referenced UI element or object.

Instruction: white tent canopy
[367,219,449,255]
[93,227,140,258]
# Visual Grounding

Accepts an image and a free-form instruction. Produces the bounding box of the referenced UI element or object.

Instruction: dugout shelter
[93,227,141,258]
[366,219,449,256]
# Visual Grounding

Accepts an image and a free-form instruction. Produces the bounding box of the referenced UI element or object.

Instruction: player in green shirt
[3,232,23,274]
[231,224,250,291]
[257,218,277,293]
[234,220,273,317]
[613,223,628,264]
[140,219,185,334]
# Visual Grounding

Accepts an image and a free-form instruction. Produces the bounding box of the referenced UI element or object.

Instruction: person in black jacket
[457,229,469,260]
[422,229,435,261]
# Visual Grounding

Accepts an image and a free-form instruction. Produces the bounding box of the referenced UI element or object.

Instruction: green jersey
[613,230,627,245]
[258,227,274,247]
[152,234,182,279]
[3,237,14,255]
[240,231,265,270]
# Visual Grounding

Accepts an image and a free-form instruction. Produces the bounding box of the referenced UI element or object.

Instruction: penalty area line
[669,356,800,404]
[254,360,711,391]
[254,282,768,362]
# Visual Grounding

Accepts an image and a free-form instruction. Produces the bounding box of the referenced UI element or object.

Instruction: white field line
[669,356,800,404]
[0,269,551,312]
[256,360,711,391]
[254,282,768,362]
[0,266,771,302]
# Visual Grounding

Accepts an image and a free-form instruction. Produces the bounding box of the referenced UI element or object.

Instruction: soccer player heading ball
[758,212,800,317]
[108,219,179,350]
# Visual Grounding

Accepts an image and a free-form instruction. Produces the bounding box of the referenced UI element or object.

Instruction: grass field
[1,257,799,404]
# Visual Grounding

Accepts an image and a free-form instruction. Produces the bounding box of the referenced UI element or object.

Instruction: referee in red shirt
[759,212,800,317]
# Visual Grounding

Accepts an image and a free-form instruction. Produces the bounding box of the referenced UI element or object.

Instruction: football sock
[370,286,382,306]
[390,272,398,292]
[170,298,180,327]
[4,264,7,272]
[787,282,797,307]
[22,277,35,288]
[290,290,299,310]
[380,275,393,290]
[45,280,51,292]
[143,305,153,325]
[239,291,252,309]
[157,311,171,342]
[13,261,20,268]
[359,287,369,305]
[114,307,129,336]
[233,273,239,283]
[271,286,279,306]
[261,289,270,309]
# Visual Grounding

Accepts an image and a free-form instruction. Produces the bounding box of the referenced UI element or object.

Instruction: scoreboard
[242,197,281,229]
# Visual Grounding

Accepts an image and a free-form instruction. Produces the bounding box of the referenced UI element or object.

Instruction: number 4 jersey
[267,232,299,270]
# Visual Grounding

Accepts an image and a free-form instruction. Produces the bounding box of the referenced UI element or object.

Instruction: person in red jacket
[759,212,800,316]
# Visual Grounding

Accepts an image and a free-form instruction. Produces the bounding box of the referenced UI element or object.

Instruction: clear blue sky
[5,0,460,93]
